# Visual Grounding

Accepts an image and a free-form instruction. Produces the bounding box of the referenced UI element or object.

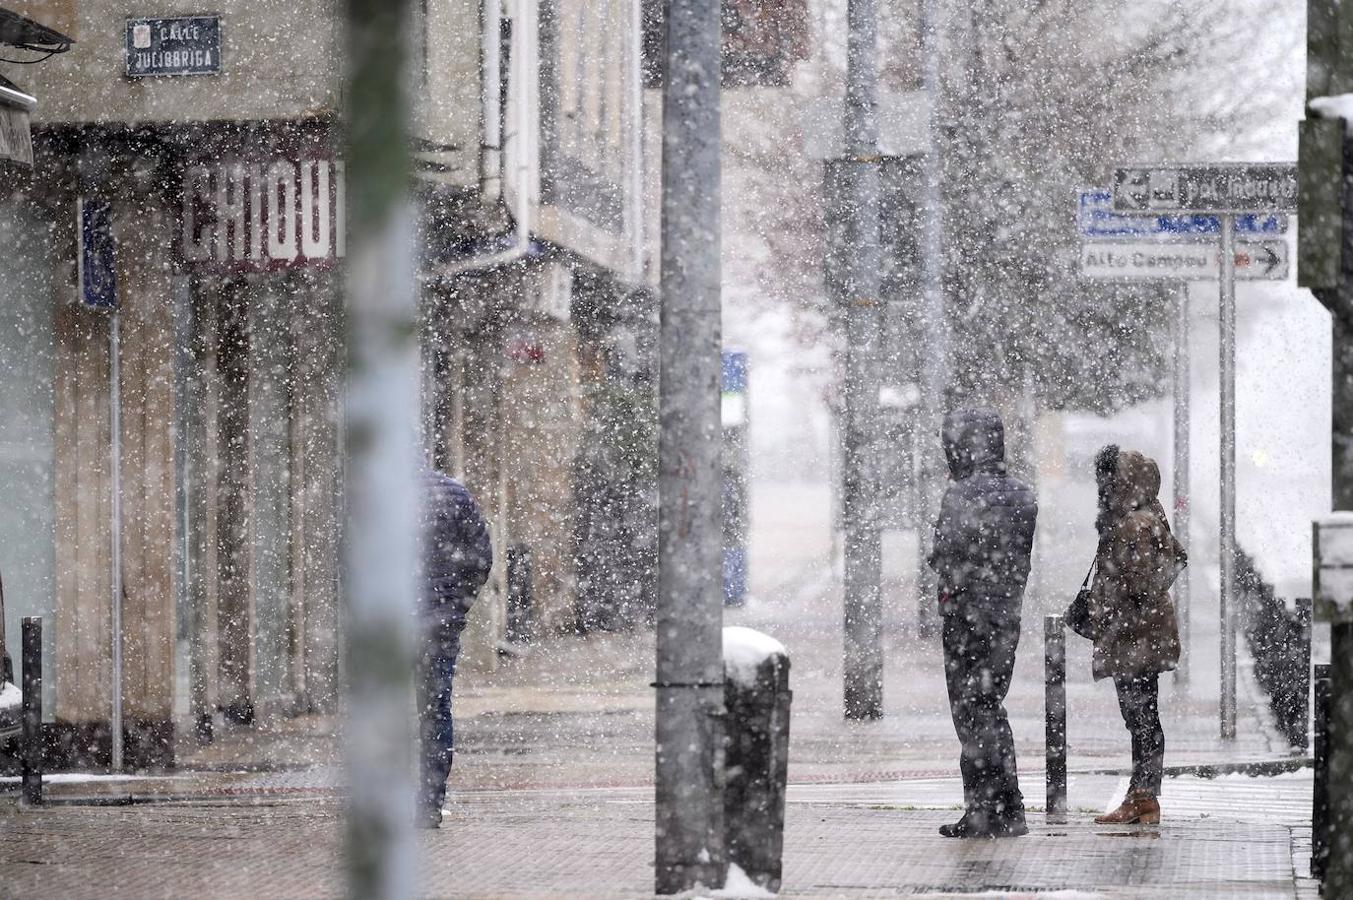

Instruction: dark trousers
[418,606,467,814]
[942,604,1024,822]
[1113,673,1164,796]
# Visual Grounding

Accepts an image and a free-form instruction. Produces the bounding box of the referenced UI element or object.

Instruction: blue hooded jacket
[421,468,493,619]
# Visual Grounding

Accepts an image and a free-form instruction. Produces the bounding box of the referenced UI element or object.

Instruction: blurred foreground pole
[914,0,948,640]
[1303,4,1353,891]
[654,0,726,892]
[343,0,419,897]
[1172,283,1190,686]
[838,0,884,721]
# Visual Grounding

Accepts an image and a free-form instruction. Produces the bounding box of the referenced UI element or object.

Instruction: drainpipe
[441,0,532,276]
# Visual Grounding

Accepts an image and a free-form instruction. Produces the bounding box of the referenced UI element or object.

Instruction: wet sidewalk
[0,481,1322,897]
[0,769,1318,898]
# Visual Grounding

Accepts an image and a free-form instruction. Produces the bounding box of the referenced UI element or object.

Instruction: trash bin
[723,626,791,893]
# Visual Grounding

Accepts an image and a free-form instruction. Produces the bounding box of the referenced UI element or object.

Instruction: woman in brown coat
[1088,445,1185,825]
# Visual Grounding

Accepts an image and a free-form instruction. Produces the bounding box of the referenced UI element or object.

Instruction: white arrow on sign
[1079,239,1289,281]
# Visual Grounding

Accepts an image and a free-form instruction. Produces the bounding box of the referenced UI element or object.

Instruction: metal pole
[1314,662,1332,881]
[1172,283,1191,686]
[840,0,884,722]
[1328,624,1353,894]
[21,616,43,806]
[914,0,947,640]
[1219,215,1237,740]
[344,0,419,896]
[110,309,123,771]
[1044,614,1067,824]
[1297,597,1313,751]
[654,0,725,892]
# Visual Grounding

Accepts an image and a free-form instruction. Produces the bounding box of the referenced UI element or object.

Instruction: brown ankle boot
[1094,790,1160,825]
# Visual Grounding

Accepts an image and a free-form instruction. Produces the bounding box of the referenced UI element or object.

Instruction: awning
[0,75,35,166]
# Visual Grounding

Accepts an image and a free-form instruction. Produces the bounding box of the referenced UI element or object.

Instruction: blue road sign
[722,349,748,394]
[1077,189,1287,240]
[78,198,117,310]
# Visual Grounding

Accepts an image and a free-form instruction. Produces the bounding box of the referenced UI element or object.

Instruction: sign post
[1173,283,1191,686]
[1218,213,1237,739]
[1110,164,1297,740]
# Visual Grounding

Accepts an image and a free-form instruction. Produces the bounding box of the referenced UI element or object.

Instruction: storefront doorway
[184,269,342,733]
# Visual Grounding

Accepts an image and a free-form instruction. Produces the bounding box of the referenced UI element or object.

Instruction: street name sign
[1078,189,1286,240]
[126,16,222,77]
[1080,239,1289,281]
[1113,164,1298,214]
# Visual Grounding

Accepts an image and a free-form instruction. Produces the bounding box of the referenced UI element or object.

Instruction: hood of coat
[941,407,1007,480]
[1107,449,1161,514]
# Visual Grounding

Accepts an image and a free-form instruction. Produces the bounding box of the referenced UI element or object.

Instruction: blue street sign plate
[78,198,117,310]
[126,16,222,78]
[1078,189,1287,241]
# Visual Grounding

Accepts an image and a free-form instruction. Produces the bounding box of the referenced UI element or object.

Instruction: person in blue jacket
[418,466,493,829]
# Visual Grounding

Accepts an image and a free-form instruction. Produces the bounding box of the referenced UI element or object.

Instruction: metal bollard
[1296,598,1313,751]
[1314,663,1331,880]
[724,630,791,893]
[1045,614,1067,824]
[505,544,533,645]
[21,616,42,806]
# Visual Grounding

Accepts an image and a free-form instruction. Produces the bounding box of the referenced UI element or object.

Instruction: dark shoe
[1094,790,1160,825]
[939,811,999,838]
[990,815,1028,838]
[415,806,442,830]
[939,812,979,838]
[940,810,1027,839]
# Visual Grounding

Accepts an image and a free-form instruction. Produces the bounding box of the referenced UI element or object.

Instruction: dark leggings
[1114,673,1164,796]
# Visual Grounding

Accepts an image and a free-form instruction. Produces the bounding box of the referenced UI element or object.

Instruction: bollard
[1296,598,1313,751]
[723,627,791,893]
[505,544,532,645]
[1314,663,1331,880]
[21,616,42,806]
[1044,614,1067,824]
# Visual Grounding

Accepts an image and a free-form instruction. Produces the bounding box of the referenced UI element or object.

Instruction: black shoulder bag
[1065,561,1099,641]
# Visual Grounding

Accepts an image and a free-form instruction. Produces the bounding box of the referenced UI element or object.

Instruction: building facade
[0,0,653,767]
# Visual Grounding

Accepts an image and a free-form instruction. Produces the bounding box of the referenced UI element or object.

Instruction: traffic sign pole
[1219,214,1238,741]
[111,307,123,772]
[1173,283,1191,688]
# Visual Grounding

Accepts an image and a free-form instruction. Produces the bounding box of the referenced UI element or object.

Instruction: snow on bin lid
[723,626,787,688]
[0,680,20,712]
[1314,513,1353,621]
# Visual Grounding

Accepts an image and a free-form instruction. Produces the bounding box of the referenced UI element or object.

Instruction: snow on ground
[723,627,788,688]
[0,772,180,784]
[711,863,777,899]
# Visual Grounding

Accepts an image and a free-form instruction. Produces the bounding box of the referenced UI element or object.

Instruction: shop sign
[0,79,36,167]
[0,104,32,166]
[126,16,222,77]
[180,159,346,271]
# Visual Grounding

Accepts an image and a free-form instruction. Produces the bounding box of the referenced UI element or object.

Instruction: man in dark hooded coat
[418,467,493,829]
[928,408,1038,837]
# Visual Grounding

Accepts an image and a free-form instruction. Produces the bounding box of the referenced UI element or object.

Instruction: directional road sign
[1113,164,1298,214]
[1079,239,1289,281]
[1078,189,1287,240]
